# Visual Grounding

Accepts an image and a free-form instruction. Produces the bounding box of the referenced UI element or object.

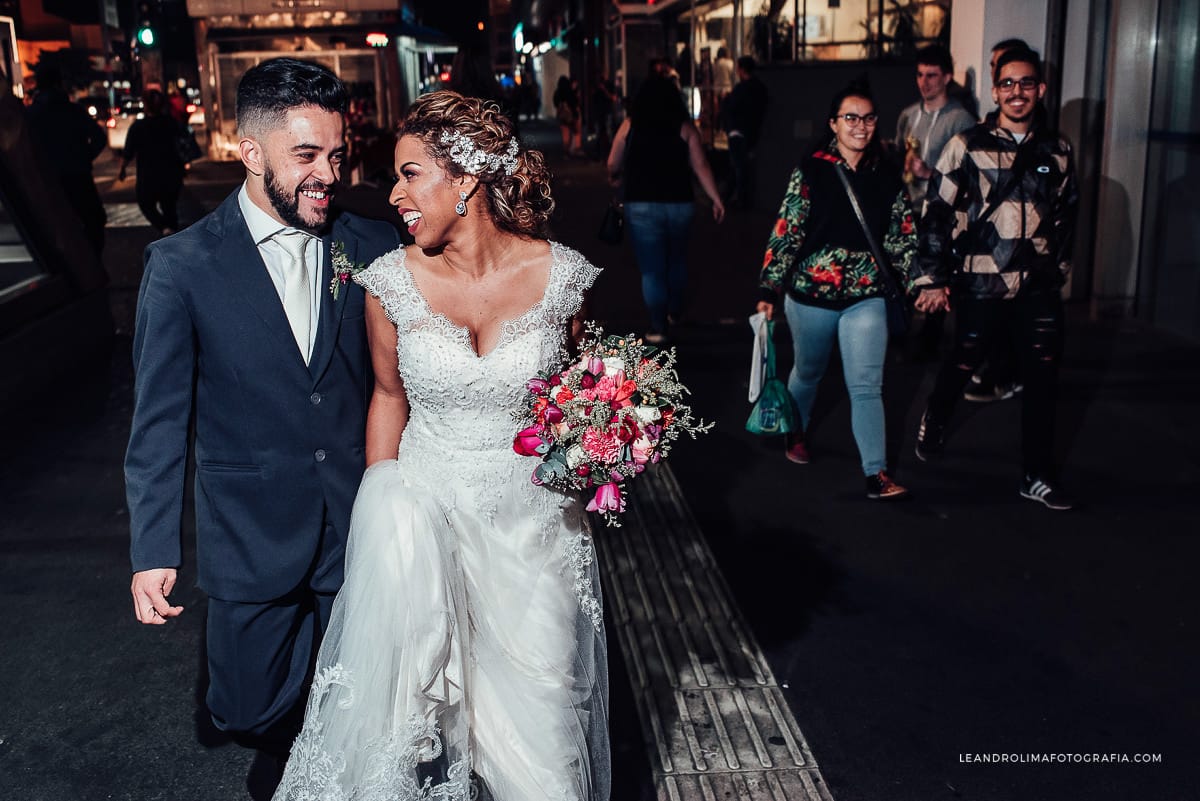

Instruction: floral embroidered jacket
[759,149,919,307]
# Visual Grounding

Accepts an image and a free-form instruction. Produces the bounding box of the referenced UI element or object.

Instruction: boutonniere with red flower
[328,240,368,300]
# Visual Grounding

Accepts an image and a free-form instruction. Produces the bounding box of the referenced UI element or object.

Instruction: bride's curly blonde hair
[397,91,554,239]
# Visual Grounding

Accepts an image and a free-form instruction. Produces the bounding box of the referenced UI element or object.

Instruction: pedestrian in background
[553,75,582,157]
[756,82,918,500]
[896,45,976,208]
[118,89,187,236]
[713,47,736,107]
[913,47,1078,510]
[607,74,725,343]
[720,56,768,209]
[895,44,976,361]
[26,64,107,254]
[591,71,618,158]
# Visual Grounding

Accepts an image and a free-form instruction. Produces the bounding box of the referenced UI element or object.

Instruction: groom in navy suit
[124,58,401,799]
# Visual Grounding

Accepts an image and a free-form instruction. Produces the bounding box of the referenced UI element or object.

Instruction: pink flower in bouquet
[513,425,547,457]
[587,356,605,375]
[586,482,626,515]
[582,372,636,409]
[543,404,564,425]
[580,372,596,389]
[630,434,655,465]
[582,426,622,464]
[525,377,551,394]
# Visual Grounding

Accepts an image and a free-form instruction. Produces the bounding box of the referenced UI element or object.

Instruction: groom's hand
[131,568,185,625]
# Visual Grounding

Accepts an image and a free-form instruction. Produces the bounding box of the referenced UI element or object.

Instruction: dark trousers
[135,170,184,232]
[926,290,1065,478]
[59,172,107,254]
[205,517,343,757]
[727,134,752,206]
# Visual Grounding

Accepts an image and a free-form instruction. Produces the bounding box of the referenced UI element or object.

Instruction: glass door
[1138,0,1200,340]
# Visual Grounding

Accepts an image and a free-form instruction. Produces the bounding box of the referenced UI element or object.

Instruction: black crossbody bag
[834,164,912,336]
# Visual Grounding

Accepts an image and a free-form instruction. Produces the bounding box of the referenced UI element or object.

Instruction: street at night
[2,124,1199,799]
[2,0,1199,797]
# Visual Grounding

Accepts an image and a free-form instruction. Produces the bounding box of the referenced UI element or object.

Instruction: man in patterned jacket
[911,46,1079,510]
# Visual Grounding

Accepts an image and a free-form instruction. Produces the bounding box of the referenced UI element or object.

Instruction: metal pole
[733,0,742,60]
[792,0,798,61]
[690,0,697,119]
[801,0,807,61]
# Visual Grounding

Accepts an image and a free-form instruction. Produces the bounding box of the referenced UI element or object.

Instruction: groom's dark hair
[236,57,349,137]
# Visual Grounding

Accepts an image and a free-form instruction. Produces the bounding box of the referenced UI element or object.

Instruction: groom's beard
[264,162,332,234]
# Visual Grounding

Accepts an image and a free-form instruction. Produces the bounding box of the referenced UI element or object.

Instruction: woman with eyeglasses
[755,83,918,500]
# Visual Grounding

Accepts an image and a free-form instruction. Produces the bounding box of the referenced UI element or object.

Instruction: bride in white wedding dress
[273,93,609,801]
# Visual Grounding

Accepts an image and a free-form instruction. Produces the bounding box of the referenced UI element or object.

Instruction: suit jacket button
[314,449,327,462]
[310,392,322,405]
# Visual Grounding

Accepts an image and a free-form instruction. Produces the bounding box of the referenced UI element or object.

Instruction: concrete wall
[949,0,1051,118]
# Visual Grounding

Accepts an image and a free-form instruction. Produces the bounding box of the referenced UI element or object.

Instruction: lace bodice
[355,242,601,517]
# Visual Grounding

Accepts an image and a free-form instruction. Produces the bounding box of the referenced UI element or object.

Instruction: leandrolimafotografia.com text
[959,753,1162,765]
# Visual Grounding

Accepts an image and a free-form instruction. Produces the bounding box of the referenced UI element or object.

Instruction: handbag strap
[763,319,777,380]
[834,164,906,301]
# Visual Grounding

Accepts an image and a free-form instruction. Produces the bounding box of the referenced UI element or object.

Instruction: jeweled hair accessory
[440,129,520,176]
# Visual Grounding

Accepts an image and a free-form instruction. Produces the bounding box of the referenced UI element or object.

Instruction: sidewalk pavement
[2,121,1198,800]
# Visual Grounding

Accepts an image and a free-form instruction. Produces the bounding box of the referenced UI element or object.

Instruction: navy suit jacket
[125,190,402,602]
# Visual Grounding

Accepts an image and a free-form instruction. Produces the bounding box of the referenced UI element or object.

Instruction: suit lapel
[308,225,350,382]
[209,193,310,374]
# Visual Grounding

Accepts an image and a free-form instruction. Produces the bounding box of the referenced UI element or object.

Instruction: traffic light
[137,24,156,48]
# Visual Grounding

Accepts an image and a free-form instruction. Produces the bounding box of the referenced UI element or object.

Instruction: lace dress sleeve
[546,242,602,324]
[353,246,414,327]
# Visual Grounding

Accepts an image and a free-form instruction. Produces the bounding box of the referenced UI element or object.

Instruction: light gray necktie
[274,230,313,364]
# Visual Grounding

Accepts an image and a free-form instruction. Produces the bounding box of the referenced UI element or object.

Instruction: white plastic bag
[748,311,769,403]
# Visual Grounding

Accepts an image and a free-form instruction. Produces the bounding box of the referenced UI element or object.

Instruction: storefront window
[684,0,950,64]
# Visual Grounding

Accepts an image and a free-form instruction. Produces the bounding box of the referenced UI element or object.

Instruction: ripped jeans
[925,290,1064,478]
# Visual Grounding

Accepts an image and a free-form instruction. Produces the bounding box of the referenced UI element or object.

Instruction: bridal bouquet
[513,324,712,526]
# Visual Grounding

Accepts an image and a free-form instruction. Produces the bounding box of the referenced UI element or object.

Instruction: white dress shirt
[238,183,322,361]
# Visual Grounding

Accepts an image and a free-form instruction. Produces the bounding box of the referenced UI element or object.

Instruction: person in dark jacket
[912,47,1079,510]
[26,65,107,254]
[124,58,403,801]
[118,89,187,236]
[720,56,768,208]
[756,83,918,500]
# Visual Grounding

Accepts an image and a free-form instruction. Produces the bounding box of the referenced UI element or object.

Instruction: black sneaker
[965,375,1023,402]
[866,471,909,500]
[1019,476,1075,510]
[914,411,944,462]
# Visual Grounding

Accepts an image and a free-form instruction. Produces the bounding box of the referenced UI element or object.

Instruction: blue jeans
[784,296,889,475]
[625,201,695,333]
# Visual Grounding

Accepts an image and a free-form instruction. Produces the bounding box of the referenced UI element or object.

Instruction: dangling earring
[455,190,468,217]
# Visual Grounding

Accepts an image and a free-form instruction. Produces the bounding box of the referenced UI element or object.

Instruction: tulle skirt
[274,458,610,801]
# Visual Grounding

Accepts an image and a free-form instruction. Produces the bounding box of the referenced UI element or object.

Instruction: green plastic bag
[746,320,799,435]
